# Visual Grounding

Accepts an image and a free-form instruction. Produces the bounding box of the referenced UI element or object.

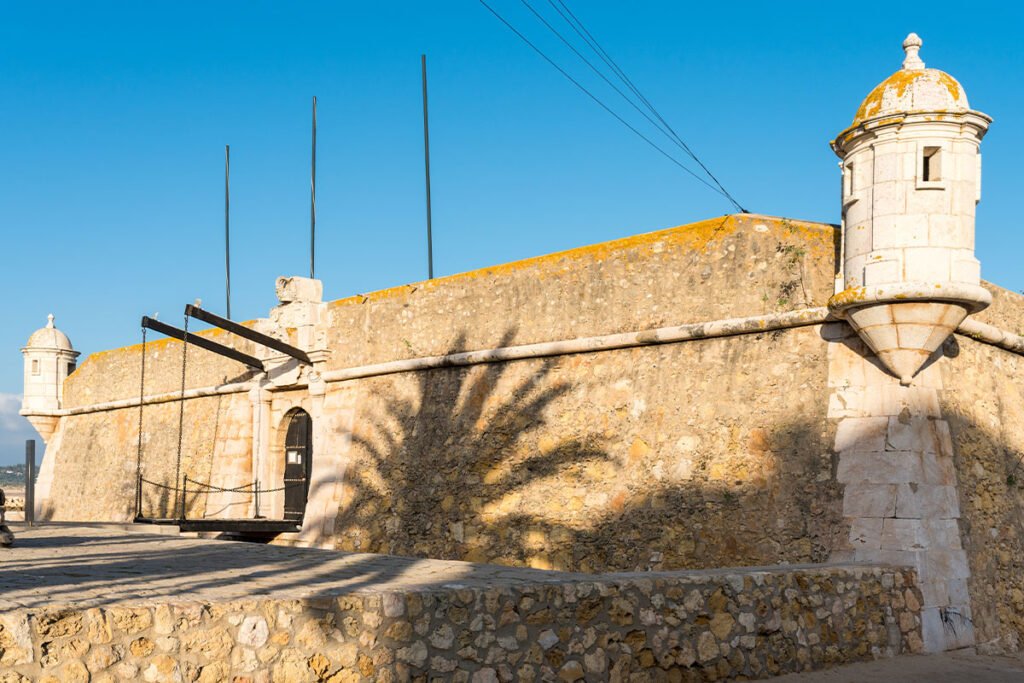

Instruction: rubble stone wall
[39,392,254,522]
[0,564,921,683]
[326,324,843,572]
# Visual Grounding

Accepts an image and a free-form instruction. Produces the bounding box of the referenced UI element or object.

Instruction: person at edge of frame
[0,489,14,547]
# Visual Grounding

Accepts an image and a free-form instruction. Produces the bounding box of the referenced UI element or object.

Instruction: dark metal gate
[284,410,312,522]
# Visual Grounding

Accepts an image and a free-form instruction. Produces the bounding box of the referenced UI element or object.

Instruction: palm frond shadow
[335,330,611,564]
[332,329,843,573]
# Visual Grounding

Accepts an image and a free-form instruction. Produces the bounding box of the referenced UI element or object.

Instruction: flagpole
[225,144,231,319]
[310,96,317,279]
[421,55,434,280]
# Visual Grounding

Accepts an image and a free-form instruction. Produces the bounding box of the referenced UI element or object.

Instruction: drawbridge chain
[137,475,308,524]
[134,325,148,519]
[172,312,189,518]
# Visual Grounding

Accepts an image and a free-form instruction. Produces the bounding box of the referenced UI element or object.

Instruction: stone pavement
[774,650,1024,682]
[0,524,584,610]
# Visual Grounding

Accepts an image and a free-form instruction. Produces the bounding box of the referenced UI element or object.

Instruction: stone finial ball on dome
[843,32,973,131]
[24,313,75,352]
[902,32,925,70]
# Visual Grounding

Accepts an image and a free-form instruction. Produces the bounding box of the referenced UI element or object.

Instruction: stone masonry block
[828,390,863,419]
[928,215,967,249]
[933,420,954,457]
[880,518,926,551]
[920,606,975,653]
[843,484,898,518]
[920,519,963,549]
[903,247,951,282]
[886,416,937,452]
[903,387,942,418]
[848,517,883,551]
[906,185,950,214]
[838,451,924,484]
[947,578,971,606]
[895,484,960,519]
[836,417,889,453]
[871,181,907,217]
[829,385,907,419]
[920,452,956,486]
[873,215,928,249]
[873,152,899,183]
[866,548,922,570]
[275,276,323,304]
[828,342,871,388]
[843,253,868,289]
[845,220,873,257]
[864,259,901,287]
[951,257,981,284]
[919,548,971,583]
[919,580,949,609]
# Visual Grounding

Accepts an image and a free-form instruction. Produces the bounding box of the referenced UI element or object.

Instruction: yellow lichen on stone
[850,68,968,129]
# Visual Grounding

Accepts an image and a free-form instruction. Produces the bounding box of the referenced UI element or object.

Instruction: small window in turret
[922,147,942,181]
[67,362,76,376]
[31,359,40,376]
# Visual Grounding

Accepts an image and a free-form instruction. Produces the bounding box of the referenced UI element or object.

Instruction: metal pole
[135,473,143,521]
[24,440,35,527]
[310,95,317,279]
[225,144,231,320]
[421,54,434,280]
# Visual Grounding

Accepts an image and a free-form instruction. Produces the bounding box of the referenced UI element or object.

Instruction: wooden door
[283,410,312,521]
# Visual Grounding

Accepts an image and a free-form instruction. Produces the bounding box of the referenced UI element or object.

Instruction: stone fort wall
[34,213,1024,652]
[44,214,846,574]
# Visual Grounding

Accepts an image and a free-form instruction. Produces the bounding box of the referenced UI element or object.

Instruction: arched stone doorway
[283,409,312,522]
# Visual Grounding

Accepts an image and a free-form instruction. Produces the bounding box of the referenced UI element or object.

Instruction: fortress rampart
[26,212,1024,654]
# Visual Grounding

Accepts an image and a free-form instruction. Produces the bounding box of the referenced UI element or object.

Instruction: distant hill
[0,464,36,488]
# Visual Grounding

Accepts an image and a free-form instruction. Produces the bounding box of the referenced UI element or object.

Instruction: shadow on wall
[817,326,1024,654]
[327,329,845,573]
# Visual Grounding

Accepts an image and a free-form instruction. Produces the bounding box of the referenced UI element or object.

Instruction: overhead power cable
[546,0,747,212]
[518,0,684,157]
[478,0,730,201]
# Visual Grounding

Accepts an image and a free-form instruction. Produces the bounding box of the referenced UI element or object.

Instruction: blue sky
[1,2,1022,463]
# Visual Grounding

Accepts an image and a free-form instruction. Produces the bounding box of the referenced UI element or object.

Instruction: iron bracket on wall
[185,305,312,365]
[141,316,265,371]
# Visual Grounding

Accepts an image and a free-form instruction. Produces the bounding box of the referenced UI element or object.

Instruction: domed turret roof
[24,314,74,351]
[851,33,970,128]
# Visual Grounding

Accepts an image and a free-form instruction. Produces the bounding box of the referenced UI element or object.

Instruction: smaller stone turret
[829,33,992,384]
[20,314,79,443]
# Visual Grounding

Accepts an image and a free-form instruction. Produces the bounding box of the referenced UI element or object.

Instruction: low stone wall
[0,564,921,682]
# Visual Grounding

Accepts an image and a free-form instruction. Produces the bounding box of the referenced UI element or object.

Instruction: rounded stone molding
[828,282,992,315]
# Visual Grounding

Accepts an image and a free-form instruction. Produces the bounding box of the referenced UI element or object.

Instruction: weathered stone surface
[0,530,920,682]
[237,616,269,648]
[41,216,844,577]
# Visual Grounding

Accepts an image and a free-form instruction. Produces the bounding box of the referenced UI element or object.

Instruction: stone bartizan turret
[20,314,79,443]
[829,33,992,385]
